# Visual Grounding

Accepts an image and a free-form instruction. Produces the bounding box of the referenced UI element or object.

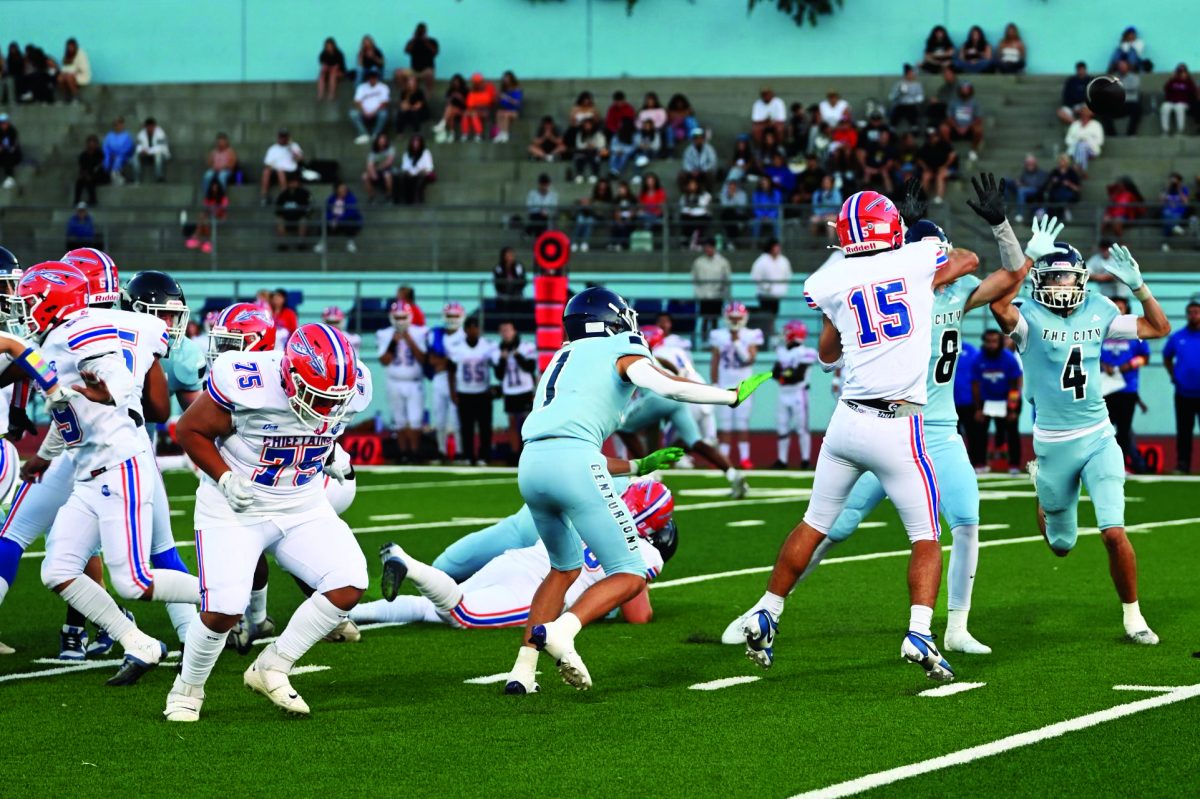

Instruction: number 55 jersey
[200,349,373,522]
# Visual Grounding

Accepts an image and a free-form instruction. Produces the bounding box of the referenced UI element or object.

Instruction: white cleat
[721,614,750,645]
[0,639,14,655]
[503,674,540,695]
[943,628,993,654]
[163,677,205,722]
[729,471,748,499]
[323,619,361,643]
[554,650,592,691]
[530,622,592,690]
[244,657,310,715]
[901,631,955,682]
[1126,628,1160,645]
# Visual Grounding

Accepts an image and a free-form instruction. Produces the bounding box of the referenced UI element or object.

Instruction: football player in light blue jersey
[990,234,1170,644]
[505,287,770,694]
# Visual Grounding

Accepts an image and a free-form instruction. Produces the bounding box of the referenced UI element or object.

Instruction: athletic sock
[909,604,934,637]
[947,523,980,611]
[719,442,731,459]
[270,592,345,667]
[0,578,7,608]
[737,441,751,462]
[180,618,228,687]
[247,587,269,625]
[350,596,439,625]
[796,536,839,583]
[555,611,582,641]
[755,591,785,619]
[59,578,138,642]
[166,603,198,642]
[1121,601,1149,634]
[945,608,970,634]
[776,436,789,464]
[402,549,463,612]
[508,644,539,684]
[65,603,87,629]
[149,570,200,604]
[798,430,812,461]
[724,467,740,483]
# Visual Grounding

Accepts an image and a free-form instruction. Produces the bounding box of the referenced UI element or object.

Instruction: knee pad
[0,536,23,586]
[314,553,369,594]
[151,547,191,574]
[41,556,79,592]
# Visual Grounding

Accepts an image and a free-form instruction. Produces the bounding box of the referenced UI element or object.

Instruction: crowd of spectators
[1,38,90,105]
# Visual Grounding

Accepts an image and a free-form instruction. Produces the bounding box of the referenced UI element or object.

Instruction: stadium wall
[2,0,1189,83]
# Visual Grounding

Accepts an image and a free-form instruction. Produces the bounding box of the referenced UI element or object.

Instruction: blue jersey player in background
[505,287,770,694]
[989,238,1170,644]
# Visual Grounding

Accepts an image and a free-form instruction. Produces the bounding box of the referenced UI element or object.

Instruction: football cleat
[943,628,992,655]
[228,615,276,655]
[503,676,540,695]
[88,607,135,657]
[729,471,748,500]
[529,621,592,690]
[379,542,408,601]
[553,650,593,691]
[0,639,13,655]
[721,613,750,645]
[106,639,167,686]
[58,625,89,661]
[901,631,955,681]
[163,677,205,722]
[323,619,361,643]
[742,609,777,669]
[1126,628,1160,646]
[244,657,310,715]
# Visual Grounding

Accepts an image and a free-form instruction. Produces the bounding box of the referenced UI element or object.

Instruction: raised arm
[963,172,1042,310]
[932,247,979,288]
[1104,244,1171,340]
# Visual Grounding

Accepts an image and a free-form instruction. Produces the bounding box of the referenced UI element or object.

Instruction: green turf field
[1,467,1197,798]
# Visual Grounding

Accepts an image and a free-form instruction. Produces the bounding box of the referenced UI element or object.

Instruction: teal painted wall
[2,0,1191,83]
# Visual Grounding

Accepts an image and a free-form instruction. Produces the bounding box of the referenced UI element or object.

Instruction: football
[1086,75,1126,116]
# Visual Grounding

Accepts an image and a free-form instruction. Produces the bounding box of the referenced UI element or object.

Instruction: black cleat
[380,554,409,602]
[105,640,167,686]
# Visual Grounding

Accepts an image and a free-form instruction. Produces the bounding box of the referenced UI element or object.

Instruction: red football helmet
[783,320,808,344]
[281,323,358,425]
[640,324,664,350]
[723,301,748,330]
[389,301,414,329]
[621,479,674,537]
[442,301,465,332]
[835,191,902,255]
[208,302,276,362]
[321,306,346,326]
[14,262,90,341]
[61,247,120,305]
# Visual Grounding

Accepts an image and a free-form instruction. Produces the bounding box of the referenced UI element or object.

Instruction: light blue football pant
[617,393,702,448]
[1032,423,1125,553]
[432,507,540,582]
[518,439,644,577]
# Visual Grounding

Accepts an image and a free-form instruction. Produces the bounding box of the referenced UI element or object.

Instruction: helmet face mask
[123,270,190,349]
[206,303,275,364]
[281,324,357,427]
[723,302,748,331]
[321,306,346,328]
[390,302,412,330]
[135,298,190,349]
[443,302,465,332]
[1031,246,1087,310]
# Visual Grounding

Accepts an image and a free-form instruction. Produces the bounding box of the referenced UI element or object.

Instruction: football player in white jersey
[447,316,498,465]
[709,302,763,468]
[492,320,538,464]
[772,320,819,469]
[425,302,466,461]
[352,480,675,632]
[376,300,426,461]
[320,305,361,350]
[165,323,369,721]
[737,190,978,682]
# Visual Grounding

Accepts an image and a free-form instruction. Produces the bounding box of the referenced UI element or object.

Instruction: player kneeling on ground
[166,323,369,722]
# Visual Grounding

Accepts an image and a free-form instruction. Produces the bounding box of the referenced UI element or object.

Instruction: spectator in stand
[1102,296,1151,472]
[604,90,637,138]
[133,117,170,183]
[954,26,993,74]
[102,116,134,185]
[809,174,841,241]
[1161,63,1197,136]
[527,116,567,162]
[724,134,759,184]
[917,125,956,204]
[921,25,955,74]
[316,182,363,253]
[817,90,850,128]
[756,127,787,171]
[664,93,697,151]
[260,128,303,204]
[1108,26,1149,73]
[65,202,98,249]
[608,117,637,178]
[678,177,713,249]
[493,246,528,306]
[793,153,826,203]
[972,329,1023,473]
[750,238,791,323]
[525,173,558,235]
[942,81,984,162]
[888,64,925,129]
[202,132,237,193]
[0,114,21,188]
[75,134,105,205]
[350,68,390,145]
[356,35,385,80]
[1009,153,1047,222]
[402,22,439,95]
[1160,172,1191,250]
[1164,300,1200,472]
[1043,154,1083,220]
[1111,59,1142,136]
[1057,61,1091,125]
[718,178,749,246]
[316,37,346,101]
[893,131,921,187]
[828,115,860,180]
[433,74,468,143]
[394,73,430,134]
[397,134,434,205]
[572,178,612,252]
[572,118,607,183]
[1099,176,1143,238]
[750,174,782,241]
[564,91,599,150]
[494,71,523,143]
[1065,105,1104,174]
[678,128,717,191]
[1085,239,1130,300]
[186,179,228,254]
[786,102,809,157]
[691,237,731,333]
[274,172,312,250]
[751,88,787,145]
[994,23,1026,74]
[637,92,667,136]
[632,118,660,183]
[764,151,797,197]
[16,44,56,104]
[362,132,396,203]
[611,180,637,250]
[638,172,667,233]
[462,72,496,142]
[269,288,300,346]
[927,65,959,125]
[859,128,897,194]
[56,38,90,102]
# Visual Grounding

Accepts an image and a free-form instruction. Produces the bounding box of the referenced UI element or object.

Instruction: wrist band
[15,348,59,392]
[1133,285,1151,301]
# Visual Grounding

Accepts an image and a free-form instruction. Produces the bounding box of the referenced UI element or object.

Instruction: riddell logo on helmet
[843,241,884,254]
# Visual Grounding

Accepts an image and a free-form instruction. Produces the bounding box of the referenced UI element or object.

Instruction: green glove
[1023,214,1066,261]
[1105,243,1144,291]
[634,446,685,476]
[732,372,772,408]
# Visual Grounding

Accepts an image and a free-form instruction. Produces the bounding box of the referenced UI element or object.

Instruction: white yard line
[978,524,1010,531]
[919,682,986,698]
[463,671,541,685]
[688,675,761,691]
[368,513,414,522]
[727,520,765,528]
[789,684,1200,799]
[1112,684,1182,692]
[674,496,806,513]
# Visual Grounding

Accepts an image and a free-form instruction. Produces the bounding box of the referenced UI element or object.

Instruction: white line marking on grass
[250,621,407,648]
[674,496,807,513]
[978,524,1010,531]
[789,684,1200,799]
[919,682,986,697]
[679,487,809,499]
[354,477,516,492]
[368,513,414,522]
[727,519,765,528]
[859,522,887,529]
[290,665,331,676]
[1112,684,1183,692]
[689,675,761,691]
[462,670,542,685]
[0,660,125,682]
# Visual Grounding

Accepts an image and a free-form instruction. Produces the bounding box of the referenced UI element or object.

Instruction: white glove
[219,471,255,512]
[1023,215,1067,261]
[44,384,80,410]
[1105,244,1144,290]
[324,460,348,485]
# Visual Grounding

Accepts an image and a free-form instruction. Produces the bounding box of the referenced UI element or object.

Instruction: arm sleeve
[37,424,66,460]
[78,352,136,406]
[990,219,1026,272]
[1107,314,1140,340]
[626,358,736,405]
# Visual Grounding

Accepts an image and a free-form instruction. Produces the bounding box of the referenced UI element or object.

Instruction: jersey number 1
[1061,345,1087,400]
[848,280,913,347]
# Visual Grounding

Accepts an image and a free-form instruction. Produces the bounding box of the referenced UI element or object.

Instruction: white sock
[738,440,751,461]
[796,536,838,583]
[180,617,228,687]
[59,577,138,642]
[947,524,979,611]
[1122,601,1149,633]
[0,578,8,607]
[798,430,812,461]
[776,436,789,464]
[725,467,740,483]
[509,644,539,683]
[436,427,448,455]
[946,608,970,633]
[271,592,345,666]
[247,586,269,625]
[909,604,934,636]
[555,611,582,640]
[403,550,463,612]
[150,570,200,603]
[350,596,439,625]
[755,591,786,619]
[166,603,198,642]
[719,442,731,459]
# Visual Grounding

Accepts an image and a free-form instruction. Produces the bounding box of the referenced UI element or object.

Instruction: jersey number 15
[848,280,913,347]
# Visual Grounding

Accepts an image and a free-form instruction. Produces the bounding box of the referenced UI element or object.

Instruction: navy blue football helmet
[1031,244,1087,310]
[0,246,23,324]
[562,287,638,341]
[904,219,950,252]
[648,519,678,563]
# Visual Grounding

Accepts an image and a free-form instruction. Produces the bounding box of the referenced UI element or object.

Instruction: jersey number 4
[1061,345,1087,400]
[848,280,913,347]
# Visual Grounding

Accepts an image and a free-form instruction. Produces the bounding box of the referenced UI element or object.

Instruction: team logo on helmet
[288,328,328,377]
[233,308,269,324]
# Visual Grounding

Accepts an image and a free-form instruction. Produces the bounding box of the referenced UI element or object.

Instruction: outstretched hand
[1023,215,1067,262]
[635,446,686,476]
[732,372,772,408]
[70,371,112,404]
[897,177,928,227]
[966,172,1007,225]
[1105,243,1144,290]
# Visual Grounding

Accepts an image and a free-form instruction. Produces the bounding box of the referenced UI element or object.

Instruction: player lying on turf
[350,480,676,632]
[616,323,748,499]
[505,287,770,695]
[988,238,1170,644]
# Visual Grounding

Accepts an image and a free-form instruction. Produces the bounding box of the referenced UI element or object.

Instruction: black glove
[6,405,37,442]
[966,172,1008,226]
[897,177,928,228]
